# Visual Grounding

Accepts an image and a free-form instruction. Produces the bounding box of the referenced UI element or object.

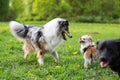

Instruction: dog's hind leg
[84,58,90,67]
[52,51,59,63]
[84,52,91,67]
[37,50,44,65]
[23,39,34,59]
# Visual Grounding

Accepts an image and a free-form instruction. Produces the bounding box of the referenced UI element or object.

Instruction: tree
[9,0,25,20]
[0,0,9,21]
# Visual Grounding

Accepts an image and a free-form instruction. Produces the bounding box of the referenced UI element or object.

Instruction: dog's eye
[83,38,85,40]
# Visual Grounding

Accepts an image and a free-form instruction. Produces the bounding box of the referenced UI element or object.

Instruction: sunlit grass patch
[0,26,9,33]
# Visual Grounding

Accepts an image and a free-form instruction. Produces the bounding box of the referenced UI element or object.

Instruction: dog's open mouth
[79,40,85,43]
[100,61,109,68]
[62,30,72,40]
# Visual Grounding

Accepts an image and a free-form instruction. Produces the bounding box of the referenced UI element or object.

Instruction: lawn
[0,22,120,80]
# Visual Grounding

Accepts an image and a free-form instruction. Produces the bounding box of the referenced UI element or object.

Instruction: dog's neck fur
[43,20,63,52]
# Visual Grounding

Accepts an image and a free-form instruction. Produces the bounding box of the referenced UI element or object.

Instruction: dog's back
[85,46,98,60]
[89,46,98,59]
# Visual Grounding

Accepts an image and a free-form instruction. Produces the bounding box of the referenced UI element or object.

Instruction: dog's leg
[80,48,84,53]
[52,51,59,63]
[84,52,91,67]
[89,58,92,64]
[37,50,44,65]
[23,40,34,59]
[23,42,30,59]
[84,58,90,67]
[90,54,93,64]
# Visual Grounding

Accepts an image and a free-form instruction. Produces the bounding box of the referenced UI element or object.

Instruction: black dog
[97,39,120,76]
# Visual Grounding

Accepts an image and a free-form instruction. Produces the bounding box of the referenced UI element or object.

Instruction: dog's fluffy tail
[10,21,28,41]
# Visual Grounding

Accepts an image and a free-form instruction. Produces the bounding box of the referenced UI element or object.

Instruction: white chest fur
[45,35,63,52]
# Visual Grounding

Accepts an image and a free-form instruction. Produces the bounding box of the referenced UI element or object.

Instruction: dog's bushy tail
[10,21,28,41]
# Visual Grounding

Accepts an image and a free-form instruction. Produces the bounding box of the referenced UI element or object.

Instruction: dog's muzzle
[99,56,109,68]
[64,30,72,38]
[79,38,85,43]
[62,30,72,40]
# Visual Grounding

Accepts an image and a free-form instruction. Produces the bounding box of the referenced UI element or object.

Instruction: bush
[1,0,120,23]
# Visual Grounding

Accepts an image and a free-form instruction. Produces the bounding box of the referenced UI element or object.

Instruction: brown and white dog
[10,18,72,65]
[79,35,98,67]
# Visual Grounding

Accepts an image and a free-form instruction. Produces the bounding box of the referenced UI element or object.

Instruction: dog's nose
[100,56,107,62]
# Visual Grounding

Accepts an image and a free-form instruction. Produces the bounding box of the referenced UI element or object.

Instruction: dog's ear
[59,21,64,26]
[65,20,69,26]
[88,35,93,42]
[89,37,93,42]
[59,20,69,27]
[96,41,100,49]
[96,41,99,45]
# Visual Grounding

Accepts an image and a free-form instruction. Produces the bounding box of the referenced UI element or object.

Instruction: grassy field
[0,22,120,80]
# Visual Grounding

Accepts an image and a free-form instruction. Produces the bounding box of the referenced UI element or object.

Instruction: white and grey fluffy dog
[10,18,72,65]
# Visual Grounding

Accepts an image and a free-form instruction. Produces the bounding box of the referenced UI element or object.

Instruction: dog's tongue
[100,61,109,68]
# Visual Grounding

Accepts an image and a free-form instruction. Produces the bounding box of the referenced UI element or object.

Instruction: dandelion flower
[77,64,80,68]
[72,52,77,55]
[84,66,89,69]
[55,66,61,69]
[68,45,71,48]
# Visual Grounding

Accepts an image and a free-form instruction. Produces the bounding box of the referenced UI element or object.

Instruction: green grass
[0,22,120,80]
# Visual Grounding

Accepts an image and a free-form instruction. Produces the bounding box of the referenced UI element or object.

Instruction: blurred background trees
[0,0,120,23]
[0,0,9,21]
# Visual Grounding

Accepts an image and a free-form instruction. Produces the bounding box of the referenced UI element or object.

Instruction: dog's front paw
[38,58,44,65]
[55,58,59,64]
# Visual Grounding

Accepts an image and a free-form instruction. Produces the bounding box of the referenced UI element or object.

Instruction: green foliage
[0,22,120,79]
[18,0,120,23]
[68,0,120,23]
[8,0,25,20]
[32,0,72,21]
[0,0,120,23]
[0,0,9,21]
